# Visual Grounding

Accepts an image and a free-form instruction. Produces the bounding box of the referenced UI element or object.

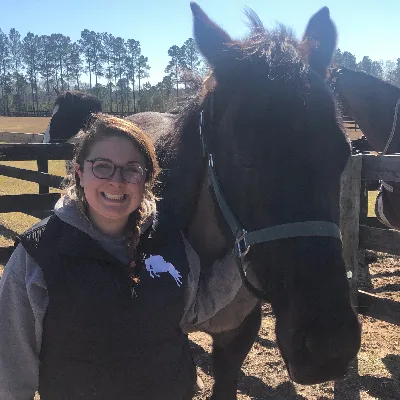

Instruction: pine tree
[22,32,40,110]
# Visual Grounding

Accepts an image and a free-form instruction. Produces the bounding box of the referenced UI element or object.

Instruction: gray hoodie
[0,195,246,400]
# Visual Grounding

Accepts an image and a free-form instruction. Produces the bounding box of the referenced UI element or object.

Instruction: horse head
[164,3,361,385]
[332,68,400,229]
[43,90,102,143]
[332,67,400,153]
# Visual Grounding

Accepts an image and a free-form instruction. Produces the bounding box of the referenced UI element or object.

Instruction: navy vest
[18,215,196,400]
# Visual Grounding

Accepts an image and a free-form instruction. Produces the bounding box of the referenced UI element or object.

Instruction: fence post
[340,154,362,303]
[334,154,362,399]
[358,179,373,289]
[37,157,49,194]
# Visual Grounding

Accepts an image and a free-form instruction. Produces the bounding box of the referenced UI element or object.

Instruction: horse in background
[42,90,102,143]
[39,90,102,178]
[332,67,400,229]
[43,4,361,398]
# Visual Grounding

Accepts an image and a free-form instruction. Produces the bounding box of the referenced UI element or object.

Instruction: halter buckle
[236,229,250,258]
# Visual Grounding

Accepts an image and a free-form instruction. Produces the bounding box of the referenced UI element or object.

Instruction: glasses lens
[92,160,114,179]
[122,163,145,184]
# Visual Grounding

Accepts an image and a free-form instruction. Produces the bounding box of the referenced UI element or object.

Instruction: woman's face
[76,136,147,235]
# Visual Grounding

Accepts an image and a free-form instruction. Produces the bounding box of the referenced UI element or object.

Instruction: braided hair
[66,113,159,264]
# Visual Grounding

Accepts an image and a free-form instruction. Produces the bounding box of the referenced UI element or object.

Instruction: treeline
[333,49,400,86]
[0,28,206,114]
[2,26,399,116]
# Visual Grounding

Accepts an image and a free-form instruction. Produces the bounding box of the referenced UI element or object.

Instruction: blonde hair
[67,113,160,262]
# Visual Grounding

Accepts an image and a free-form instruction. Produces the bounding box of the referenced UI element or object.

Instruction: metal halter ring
[235,229,250,258]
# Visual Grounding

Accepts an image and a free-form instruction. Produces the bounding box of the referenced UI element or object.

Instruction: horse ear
[301,7,337,79]
[190,2,233,67]
[65,91,73,101]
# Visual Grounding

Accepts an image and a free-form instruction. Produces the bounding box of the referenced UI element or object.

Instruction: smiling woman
[72,125,150,237]
[0,113,244,400]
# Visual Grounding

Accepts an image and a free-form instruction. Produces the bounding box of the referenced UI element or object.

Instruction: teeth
[103,192,125,200]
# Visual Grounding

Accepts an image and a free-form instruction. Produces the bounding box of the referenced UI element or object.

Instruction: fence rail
[0,111,51,117]
[0,111,137,118]
[362,154,400,181]
[0,164,64,189]
[0,148,397,324]
[0,143,73,161]
[0,193,62,214]
[340,154,400,326]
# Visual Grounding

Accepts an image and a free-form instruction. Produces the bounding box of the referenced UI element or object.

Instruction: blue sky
[2,0,399,84]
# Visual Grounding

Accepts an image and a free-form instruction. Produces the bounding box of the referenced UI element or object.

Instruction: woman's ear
[75,163,84,187]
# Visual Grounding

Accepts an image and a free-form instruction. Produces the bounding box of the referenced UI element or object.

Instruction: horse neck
[185,174,230,266]
[339,76,400,153]
[362,95,400,153]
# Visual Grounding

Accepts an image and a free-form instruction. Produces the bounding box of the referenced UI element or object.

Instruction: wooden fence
[340,154,400,325]
[0,145,398,397]
[0,111,52,117]
[0,148,397,320]
[342,116,359,131]
[337,154,400,399]
[0,111,136,118]
[0,143,73,262]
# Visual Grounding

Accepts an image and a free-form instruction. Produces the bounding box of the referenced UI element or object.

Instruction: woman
[0,114,242,400]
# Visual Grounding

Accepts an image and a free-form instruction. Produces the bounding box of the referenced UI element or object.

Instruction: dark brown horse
[332,67,400,229]
[130,3,361,397]
[46,4,361,398]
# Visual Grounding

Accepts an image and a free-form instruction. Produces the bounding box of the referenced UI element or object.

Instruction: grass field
[0,116,50,133]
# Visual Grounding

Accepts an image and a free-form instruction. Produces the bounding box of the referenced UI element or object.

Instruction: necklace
[128,260,141,299]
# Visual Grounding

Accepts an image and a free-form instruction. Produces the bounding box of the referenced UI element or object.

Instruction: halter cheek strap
[199,109,342,301]
[207,152,341,257]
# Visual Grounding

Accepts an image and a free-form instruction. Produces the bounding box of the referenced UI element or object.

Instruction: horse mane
[240,11,305,84]
[155,95,204,228]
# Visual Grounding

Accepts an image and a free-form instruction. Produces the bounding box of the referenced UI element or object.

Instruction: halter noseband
[199,108,342,301]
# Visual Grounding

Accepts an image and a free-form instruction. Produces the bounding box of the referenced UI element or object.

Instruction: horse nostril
[306,322,361,362]
[305,335,324,358]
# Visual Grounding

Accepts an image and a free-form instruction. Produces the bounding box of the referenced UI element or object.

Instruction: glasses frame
[85,158,147,184]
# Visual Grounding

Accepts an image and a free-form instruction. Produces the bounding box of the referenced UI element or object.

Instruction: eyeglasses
[85,158,147,184]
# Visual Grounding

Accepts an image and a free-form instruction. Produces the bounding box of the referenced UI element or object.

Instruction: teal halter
[199,109,342,300]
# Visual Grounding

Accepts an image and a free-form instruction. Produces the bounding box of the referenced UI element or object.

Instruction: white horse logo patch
[145,255,183,287]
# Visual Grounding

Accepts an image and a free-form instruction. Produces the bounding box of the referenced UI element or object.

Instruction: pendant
[129,260,139,299]
[131,286,138,299]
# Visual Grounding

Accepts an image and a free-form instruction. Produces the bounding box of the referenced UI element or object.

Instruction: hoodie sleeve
[0,243,48,400]
[180,235,244,333]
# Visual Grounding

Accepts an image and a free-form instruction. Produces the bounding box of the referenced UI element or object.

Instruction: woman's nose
[109,167,124,183]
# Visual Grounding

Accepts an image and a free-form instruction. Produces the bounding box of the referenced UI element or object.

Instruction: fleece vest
[18,215,196,400]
